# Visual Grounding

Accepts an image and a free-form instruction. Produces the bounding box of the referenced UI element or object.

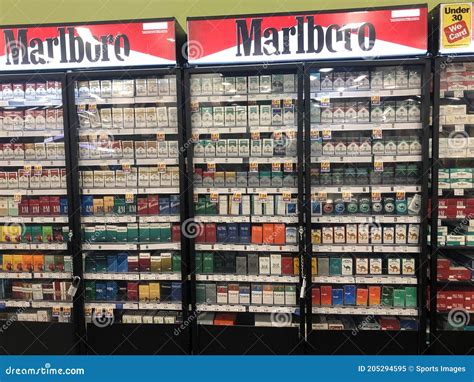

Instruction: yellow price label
[13,193,22,203]
[211,133,219,142]
[396,191,406,201]
[207,163,216,172]
[249,162,258,172]
[125,193,134,203]
[318,192,327,202]
[122,163,131,173]
[272,162,281,172]
[156,133,165,142]
[52,307,61,317]
[23,164,31,173]
[251,132,260,140]
[342,191,351,202]
[34,164,42,172]
[157,163,166,173]
[372,127,382,140]
[284,161,293,172]
[191,133,199,142]
[282,192,291,202]
[321,161,330,173]
[232,192,241,202]
[322,129,331,140]
[374,160,384,172]
[310,130,320,140]
[210,192,219,203]
[259,192,268,202]
[371,95,381,105]
[371,191,381,203]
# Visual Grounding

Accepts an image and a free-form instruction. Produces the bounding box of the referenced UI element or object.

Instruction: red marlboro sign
[0,19,177,70]
[187,7,427,64]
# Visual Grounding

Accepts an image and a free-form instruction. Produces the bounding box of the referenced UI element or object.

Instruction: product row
[77,106,178,129]
[0,142,65,161]
[191,103,296,127]
[84,281,182,302]
[438,168,474,189]
[311,136,422,157]
[1,254,71,273]
[195,195,297,217]
[115,310,182,324]
[309,67,422,91]
[81,195,180,216]
[311,165,421,185]
[0,82,62,100]
[0,196,68,217]
[437,227,474,247]
[79,168,180,188]
[193,169,297,188]
[194,136,297,157]
[437,257,473,281]
[0,225,68,244]
[311,195,421,216]
[194,223,298,245]
[82,224,181,243]
[196,252,299,276]
[84,252,181,273]
[312,315,418,331]
[0,109,64,131]
[79,139,180,160]
[76,77,177,99]
[0,169,66,189]
[190,74,296,95]
[439,138,474,158]
[313,256,415,276]
[436,290,474,312]
[312,285,417,308]
[196,282,297,306]
[440,62,474,92]
[0,280,72,301]
[311,224,420,245]
[312,99,421,124]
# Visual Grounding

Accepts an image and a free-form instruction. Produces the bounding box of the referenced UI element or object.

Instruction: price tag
[156,133,165,142]
[371,191,381,203]
[311,193,319,201]
[282,192,291,202]
[63,307,71,317]
[193,193,199,203]
[105,308,114,318]
[454,188,464,196]
[211,133,219,142]
[286,130,296,139]
[232,192,241,203]
[372,127,382,140]
[310,130,320,140]
[272,99,281,108]
[23,164,31,173]
[371,95,381,105]
[157,163,166,173]
[318,192,327,202]
[274,131,283,141]
[342,191,351,202]
[13,193,22,203]
[259,192,268,202]
[396,191,406,201]
[321,161,330,173]
[125,193,134,204]
[374,160,383,172]
[207,163,216,172]
[272,162,281,172]
[322,129,332,140]
[52,306,61,317]
[284,161,293,173]
[249,162,258,172]
[210,192,219,203]
[320,95,330,107]
[122,163,131,173]
[191,133,199,142]
[34,164,42,173]
[251,132,260,140]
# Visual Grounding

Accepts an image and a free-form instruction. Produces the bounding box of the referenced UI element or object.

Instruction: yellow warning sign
[442,3,472,49]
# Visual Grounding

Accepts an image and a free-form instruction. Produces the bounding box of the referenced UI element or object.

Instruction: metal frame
[184,63,305,355]
[303,57,431,355]
[429,54,474,355]
[65,67,190,355]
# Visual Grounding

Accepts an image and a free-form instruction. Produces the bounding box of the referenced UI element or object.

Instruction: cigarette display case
[67,68,189,355]
[0,73,76,354]
[429,3,474,355]
[184,64,305,355]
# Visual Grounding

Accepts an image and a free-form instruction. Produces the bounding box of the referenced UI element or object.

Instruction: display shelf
[77,127,178,136]
[311,185,422,193]
[0,216,68,223]
[195,244,298,252]
[310,122,422,131]
[311,88,421,98]
[195,215,251,223]
[249,125,297,133]
[0,99,62,107]
[312,275,417,284]
[312,306,418,316]
[196,274,299,283]
[82,216,138,224]
[311,155,421,163]
[81,187,179,195]
[190,93,297,103]
[193,157,298,164]
[0,130,64,138]
[76,95,176,105]
[138,242,181,250]
[0,189,67,196]
[33,272,71,279]
[138,302,181,310]
[0,243,67,250]
[193,127,248,134]
[0,160,65,167]
[313,245,420,253]
[82,243,138,251]
[138,215,180,223]
[313,215,420,224]
[0,272,32,279]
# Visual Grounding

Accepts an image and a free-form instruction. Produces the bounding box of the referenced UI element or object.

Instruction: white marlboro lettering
[4,27,130,66]
[236,17,376,57]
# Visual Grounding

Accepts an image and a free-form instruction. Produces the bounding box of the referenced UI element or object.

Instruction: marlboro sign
[440,3,474,53]
[0,19,178,70]
[187,6,427,64]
